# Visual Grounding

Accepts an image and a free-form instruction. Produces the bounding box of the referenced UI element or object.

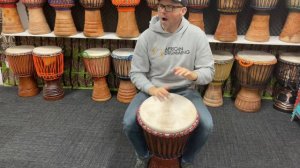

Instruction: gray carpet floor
[0,86,299,168]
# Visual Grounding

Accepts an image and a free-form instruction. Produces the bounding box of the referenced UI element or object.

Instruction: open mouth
[162,17,168,22]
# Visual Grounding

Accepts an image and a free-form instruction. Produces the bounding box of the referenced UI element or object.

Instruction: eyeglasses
[157,4,183,12]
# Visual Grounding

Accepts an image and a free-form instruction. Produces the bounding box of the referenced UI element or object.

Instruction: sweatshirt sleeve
[129,35,154,94]
[193,31,215,85]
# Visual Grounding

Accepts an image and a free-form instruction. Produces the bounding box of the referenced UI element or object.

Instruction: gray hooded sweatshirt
[130,16,214,94]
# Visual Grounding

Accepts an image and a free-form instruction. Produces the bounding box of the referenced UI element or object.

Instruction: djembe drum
[187,0,210,30]
[279,0,300,43]
[112,0,140,38]
[33,46,64,101]
[245,0,279,42]
[137,93,199,168]
[80,0,104,37]
[21,0,51,34]
[82,48,111,101]
[5,45,39,97]
[48,0,77,36]
[273,52,300,112]
[235,51,277,112]
[111,48,136,103]
[214,0,246,42]
[0,0,24,33]
[203,51,234,107]
[146,0,158,17]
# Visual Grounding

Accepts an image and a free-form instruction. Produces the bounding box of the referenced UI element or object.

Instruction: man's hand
[148,86,169,101]
[173,67,198,81]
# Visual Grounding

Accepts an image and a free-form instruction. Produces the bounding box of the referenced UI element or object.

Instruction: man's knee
[123,116,140,134]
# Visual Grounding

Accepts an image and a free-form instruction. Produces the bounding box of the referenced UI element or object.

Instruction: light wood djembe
[112,0,140,38]
[111,48,136,103]
[79,0,104,37]
[235,51,277,112]
[203,51,234,107]
[137,94,199,168]
[21,0,51,34]
[245,0,279,42]
[214,0,246,42]
[187,0,210,30]
[33,46,64,101]
[48,0,77,36]
[0,0,24,33]
[5,45,39,97]
[82,48,111,102]
[279,0,300,43]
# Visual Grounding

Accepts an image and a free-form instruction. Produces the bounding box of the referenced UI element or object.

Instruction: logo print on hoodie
[165,47,190,55]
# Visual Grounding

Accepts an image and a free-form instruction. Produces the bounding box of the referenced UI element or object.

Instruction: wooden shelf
[1,30,139,41]
[2,31,300,46]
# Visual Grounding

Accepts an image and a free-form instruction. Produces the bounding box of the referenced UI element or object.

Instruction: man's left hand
[173,67,198,81]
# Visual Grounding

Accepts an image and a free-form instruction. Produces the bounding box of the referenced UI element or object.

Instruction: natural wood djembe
[279,0,300,43]
[235,51,277,112]
[137,93,199,168]
[82,48,111,102]
[0,0,24,33]
[79,0,104,37]
[48,0,77,36]
[111,48,136,103]
[245,0,279,42]
[203,51,234,107]
[187,0,210,30]
[5,45,39,97]
[21,0,51,34]
[214,0,246,42]
[112,0,140,38]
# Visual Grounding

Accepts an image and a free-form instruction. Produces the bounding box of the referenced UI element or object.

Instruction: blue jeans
[123,88,213,164]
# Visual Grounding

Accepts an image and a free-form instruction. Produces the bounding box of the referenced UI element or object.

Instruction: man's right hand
[148,86,170,101]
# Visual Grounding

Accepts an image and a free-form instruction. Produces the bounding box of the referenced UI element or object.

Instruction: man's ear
[181,7,187,16]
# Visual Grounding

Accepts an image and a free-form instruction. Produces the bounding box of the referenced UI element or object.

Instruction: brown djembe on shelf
[0,0,24,33]
[79,0,104,37]
[21,0,51,34]
[5,45,39,97]
[82,48,112,102]
[203,51,234,107]
[33,46,64,101]
[48,0,77,36]
[147,0,158,17]
[235,51,277,112]
[111,48,136,104]
[112,0,140,38]
[214,0,245,42]
[187,0,210,30]
[245,0,279,42]
[273,52,300,112]
[279,0,300,43]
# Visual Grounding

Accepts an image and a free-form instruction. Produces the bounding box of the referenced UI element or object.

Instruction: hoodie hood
[149,16,189,34]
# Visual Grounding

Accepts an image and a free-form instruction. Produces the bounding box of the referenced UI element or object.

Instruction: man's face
[157,0,186,31]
